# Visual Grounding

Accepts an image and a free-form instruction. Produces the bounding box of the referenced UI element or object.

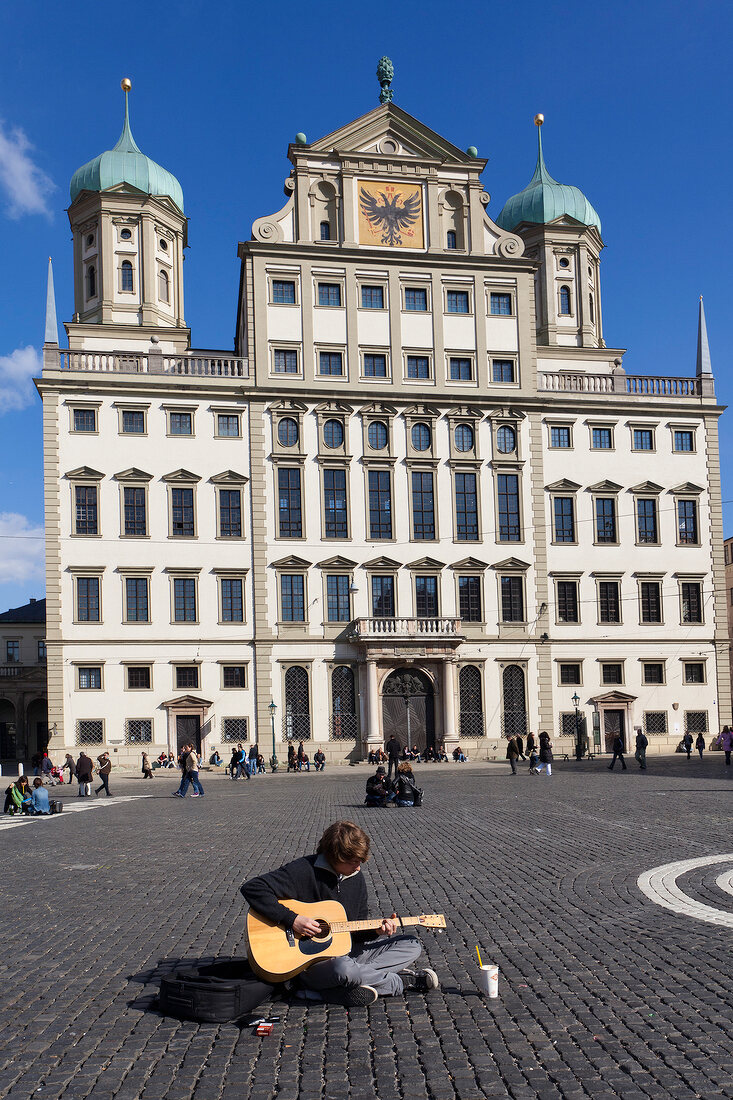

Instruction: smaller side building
[0,598,48,765]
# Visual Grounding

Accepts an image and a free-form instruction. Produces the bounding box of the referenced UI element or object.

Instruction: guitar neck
[331,916,433,933]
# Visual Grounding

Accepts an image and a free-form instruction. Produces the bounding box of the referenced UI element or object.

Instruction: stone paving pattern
[1,758,732,1099]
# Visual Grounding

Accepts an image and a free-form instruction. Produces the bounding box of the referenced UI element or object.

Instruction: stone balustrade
[352,617,462,639]
[538,371,704,397]
[48,349,249,378]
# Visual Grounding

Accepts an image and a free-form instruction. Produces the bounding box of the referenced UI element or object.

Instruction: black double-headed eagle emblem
[359,186,421,247]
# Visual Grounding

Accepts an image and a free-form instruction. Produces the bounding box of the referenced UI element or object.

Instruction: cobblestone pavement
[1,758,732,1100]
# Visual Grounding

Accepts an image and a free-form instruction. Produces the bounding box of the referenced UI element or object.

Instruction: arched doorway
[381,668,434,754]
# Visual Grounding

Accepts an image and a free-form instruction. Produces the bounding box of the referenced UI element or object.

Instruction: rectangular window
[677,500,698,544]
[490,292,512,315]
[324,468,348,538]
[497,474,521,542]
[219,489,242,538]
[217,414,240,437]
[637,498,658,543]
[550,426,571,448]
[125,719,153,744]
[557,581,579,623]
[326,575,351,622]
[455,472,478,541]
[684,662,705,684]
[76,720,103,745]
[123,486,147,537]
[127,666,151,690]
[273,349,299,374]
[446,290,470,313]
[674,430,694,452]
[643,662,664,685]
[78,666,102,689]
[633,428,654,451]
[361,285,384,309]
[592,427,612,449]
[173,578,197,622]
[415,575,438,618]
[171,487,195,537]
[176,665,199,690]
[640,581,662,623]
[363,354,387,377]
[320,221,331,241]
[446,230,457,250]
[223,665,247,688]
[681,582,702,623]
[221,578,244,623]
[122,410,145,434]
[602,663,623,685]
[595,498,617,543]
[272,280,296,304]
[406,355,430,379]
[319,351,343,376]
[73,408,96,432]
[559,663,581,685]
[404,287,428,311]
[368,470,392,539]
[75,485,98,535]
[222,717,249,742]
[371,575,395,618]
[598,581,620,623]
[500,576,524,622]
[411,471,435,540]
[318,283,342,307]
[76,577,100,622]
[449,357,472,381]
[492,359,515,383]
[458,576,482,622]
[125,577,149,623]
[644,712,668,736]
[169,411,192,436]
[38,641,46,661]
[553,497,575,543]
[685,711,708,734]
[278,468,302,538]
[5,640,19,662]
[280,574,305,622]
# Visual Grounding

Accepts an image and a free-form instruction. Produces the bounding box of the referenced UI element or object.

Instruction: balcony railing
[352,617,463,640]
[538,371,702,397]
[51,349,248,378]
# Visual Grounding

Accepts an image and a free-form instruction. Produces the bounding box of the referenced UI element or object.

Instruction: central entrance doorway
[176,715,201,754]
[381,668,435,754]
[603,709,625,752]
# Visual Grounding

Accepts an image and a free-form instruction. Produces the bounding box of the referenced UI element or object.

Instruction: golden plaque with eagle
[358,180,424,248]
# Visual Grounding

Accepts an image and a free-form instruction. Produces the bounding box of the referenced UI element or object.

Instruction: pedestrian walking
[515,733,526,761]
[75,751,94,796]
[695,733,705,760]
[248,743,258,777]
[634,727,648,770]
[682,731,693,759]
[386,735,401,782]
[536,731,553,776]
[506,734,520,775]
[95,752,113,796]
[63,753,76,785]
[141,752,153,779]
[720,725,733,767]
[173,743,204,797]
[608,733,627,771]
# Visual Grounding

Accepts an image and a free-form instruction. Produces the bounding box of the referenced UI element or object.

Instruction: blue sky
[0,0,730,612]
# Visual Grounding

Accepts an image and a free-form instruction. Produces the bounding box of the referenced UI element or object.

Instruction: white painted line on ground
[637,854,733,929]
[0,795,152,831]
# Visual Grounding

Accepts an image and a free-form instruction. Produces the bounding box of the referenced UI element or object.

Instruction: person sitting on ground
[141,753,154,779]
[297,741,309,771]
[31,777,50,815]
[4,778,31,815]
[453,746,466,762]
[368,749,377,765]
[365,766,392,807]
[423,746,435,763]
[257,753,266,773]
[241,820,438,1006]
[287,744,297,772]
[167,753,176,768]
[210,749,223,767]
[314,749,326,772]
[436,741,448,762]
[299,751,311,772]
[393,762,422,807]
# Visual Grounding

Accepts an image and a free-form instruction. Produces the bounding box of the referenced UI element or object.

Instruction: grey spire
[44,257,58,346]
[696,295,712,377]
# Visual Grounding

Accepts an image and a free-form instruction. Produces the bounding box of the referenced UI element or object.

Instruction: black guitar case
[158,958,276,1023]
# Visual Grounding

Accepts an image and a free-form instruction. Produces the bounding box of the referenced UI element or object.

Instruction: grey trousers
[299,933,422,996]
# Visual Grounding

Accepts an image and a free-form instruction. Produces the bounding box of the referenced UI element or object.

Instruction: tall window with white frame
[677,500,698,544]
[455,473,478,541]
[556,581,579,623]
[75,486,98,535]
[415,575,439,618]
[595,498,617,543]
[637,498,658,544]
[326,575,350,623]
[219,489,242,538]
[553,497,575,543]
[368,471,392,539]
[500,576,523,622]
[124,487,146,537]
[640,581,662,623]
[278,469,302,538]
[125,577,149,623]
[173,578,197,622]
[171,488,195,537]
[221,578,244,623]
[411,472,435,540]
[323,469,348,538]
[371,575,395,618]
[280,575,305,622]
[497,474,521,542]
[681,582,702,624]
[458,575,482,622]
[598,581,620,624]
[76,577,100,622]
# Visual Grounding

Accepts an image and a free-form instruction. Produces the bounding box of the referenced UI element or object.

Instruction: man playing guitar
[241,820,439,1006]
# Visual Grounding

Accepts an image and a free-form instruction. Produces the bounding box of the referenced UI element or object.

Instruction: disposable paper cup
[477,964,499,998]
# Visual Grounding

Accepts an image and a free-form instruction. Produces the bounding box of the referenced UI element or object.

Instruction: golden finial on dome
[121,78,132,92]
[534,113,544,126]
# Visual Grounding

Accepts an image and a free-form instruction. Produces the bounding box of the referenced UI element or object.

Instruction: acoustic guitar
[246,898,446,982]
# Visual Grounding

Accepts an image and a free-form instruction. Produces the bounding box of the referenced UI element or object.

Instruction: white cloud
[0,120,55,219]
[0,345,41,413]
[0,512,45,586]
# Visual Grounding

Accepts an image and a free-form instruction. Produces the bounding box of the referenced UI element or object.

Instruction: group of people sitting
[227,743,267,779]
[368,743,451,765]
[4,775,52,815]
[287,742,326,772]
[365,762,423,808]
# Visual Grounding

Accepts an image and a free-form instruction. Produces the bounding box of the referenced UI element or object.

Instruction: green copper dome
[70,89,184,213]
[496,124,600,234]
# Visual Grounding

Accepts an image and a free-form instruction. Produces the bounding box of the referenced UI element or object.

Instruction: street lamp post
[268,700,278,772]
[572,692,582,760]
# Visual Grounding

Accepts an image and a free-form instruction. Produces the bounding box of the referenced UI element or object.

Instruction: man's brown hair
[317,821,370,864]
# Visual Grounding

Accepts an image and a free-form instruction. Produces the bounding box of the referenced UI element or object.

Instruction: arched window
[331,666,358,740]
[588,294,595,323]
[459,665,484,738]
[158,269,169,303]
[442,190,464,250]
[446,230,457,250]
[121,260,134,293]
[368,421,388,450]
[86,265,96,299]
[411,423,431,451]
[559,285,571,315]
[278,417,299,447]
[496,425,517,454]
[323,419,344,449]
[284,666,310,742]
[501,665,527,738]
[313,180,337,242]
[320,221,331,241]
[454,424,474,453]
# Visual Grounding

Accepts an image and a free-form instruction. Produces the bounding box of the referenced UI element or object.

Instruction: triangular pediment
[65,465,104,480]
[114,467,153,482]
[160,694,214,709]
[270,555,312,569]
[361,402,397,416]
[447,406,482,419]
[316,555,358,570]
[486,408,526,421]
[314,400,353,414]
[545,478,581,492]
[591,691,637,703]
[403,404,437,418]
[209,470,249,484]
[449,557,489,571]
[587,479,623,493]
[267,399,307,413]
[492,557,531,571]
[162,468,201,483]
[304,104,481,166]
[363,556,401,570]
[629,481,663,494]
[405,557,445,571]
[670,482,704,495]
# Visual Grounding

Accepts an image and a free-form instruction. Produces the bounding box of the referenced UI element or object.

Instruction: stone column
[442,660,458,754]
[366,659,381,745]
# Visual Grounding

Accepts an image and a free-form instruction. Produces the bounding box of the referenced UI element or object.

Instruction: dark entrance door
[381,668,435,754]
[603,709,625,752]
[176,715,201,754]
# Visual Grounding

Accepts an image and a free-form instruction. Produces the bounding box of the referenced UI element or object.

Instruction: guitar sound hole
[313,920,331,940]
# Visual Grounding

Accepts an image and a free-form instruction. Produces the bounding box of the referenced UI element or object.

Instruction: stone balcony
[44,348,248,379]
[350,618,464,653]
[537,371,709,398]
